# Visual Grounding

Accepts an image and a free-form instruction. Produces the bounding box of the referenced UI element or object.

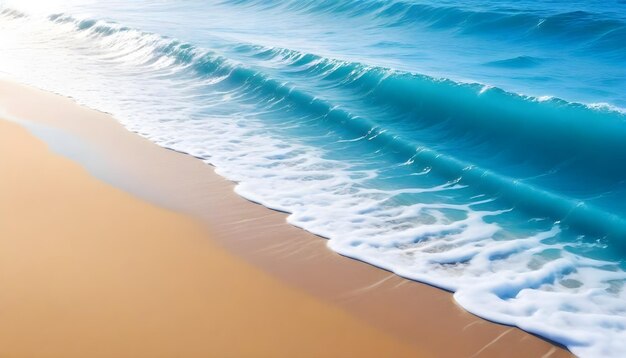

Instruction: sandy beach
[0,80,572,357]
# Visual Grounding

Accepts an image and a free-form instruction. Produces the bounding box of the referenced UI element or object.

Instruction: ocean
[1,0,625,356]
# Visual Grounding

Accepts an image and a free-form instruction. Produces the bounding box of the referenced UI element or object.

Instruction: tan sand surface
[0,119,421,357]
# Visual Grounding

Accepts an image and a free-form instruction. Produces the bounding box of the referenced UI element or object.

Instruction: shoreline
[0,79,572,357]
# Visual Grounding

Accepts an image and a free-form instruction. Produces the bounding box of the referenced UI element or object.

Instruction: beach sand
[0,118,422,357]
[0,80,572,357]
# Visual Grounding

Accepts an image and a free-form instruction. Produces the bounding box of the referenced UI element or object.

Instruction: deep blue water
[1,1,625,356]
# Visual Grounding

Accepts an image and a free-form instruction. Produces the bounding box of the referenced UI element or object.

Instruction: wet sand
[0,80,572,357]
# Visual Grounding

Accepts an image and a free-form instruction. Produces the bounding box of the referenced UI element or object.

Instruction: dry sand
[0,80,572,357]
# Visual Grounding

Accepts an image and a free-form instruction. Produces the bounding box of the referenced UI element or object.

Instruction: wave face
[1,1,626,356]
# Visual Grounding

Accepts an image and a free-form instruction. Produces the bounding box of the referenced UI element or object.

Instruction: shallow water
[1,1,626,356]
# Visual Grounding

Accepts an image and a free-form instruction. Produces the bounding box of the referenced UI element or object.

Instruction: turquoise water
[1,1,625,355]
